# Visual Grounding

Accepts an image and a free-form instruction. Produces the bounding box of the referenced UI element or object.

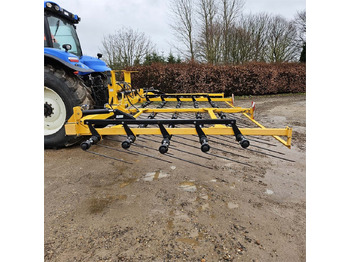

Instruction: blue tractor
[44,1,111,148]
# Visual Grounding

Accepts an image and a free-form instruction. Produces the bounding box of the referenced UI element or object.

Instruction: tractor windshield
[46,14,82,57]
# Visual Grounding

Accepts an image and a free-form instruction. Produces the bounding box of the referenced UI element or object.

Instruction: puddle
[227,202,239,209]
[265,189,274,195]
[179,181,197,192]
[88,195,127,214]
[143,171,169,181]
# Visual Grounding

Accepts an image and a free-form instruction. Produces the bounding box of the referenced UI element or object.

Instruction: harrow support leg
[158,124,172,154]
[195,125,210,153]
[232,122,250,149]
[121,124,136,149]
[80,123,101,150]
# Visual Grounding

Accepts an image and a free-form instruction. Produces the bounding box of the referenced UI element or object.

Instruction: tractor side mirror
[97,53,102,59]
[62,44,72,52]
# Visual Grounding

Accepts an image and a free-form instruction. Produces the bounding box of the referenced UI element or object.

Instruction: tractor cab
[44,1,82,56]
[44,1,111,148]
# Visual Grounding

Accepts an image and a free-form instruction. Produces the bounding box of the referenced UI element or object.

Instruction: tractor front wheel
[44,65,93,148]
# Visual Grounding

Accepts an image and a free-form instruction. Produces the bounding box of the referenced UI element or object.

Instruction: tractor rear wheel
[44,65,94,148]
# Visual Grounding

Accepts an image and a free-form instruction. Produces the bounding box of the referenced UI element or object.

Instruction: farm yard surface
[44,94,306,261]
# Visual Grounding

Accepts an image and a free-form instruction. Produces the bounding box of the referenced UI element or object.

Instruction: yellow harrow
[65,70,292,162]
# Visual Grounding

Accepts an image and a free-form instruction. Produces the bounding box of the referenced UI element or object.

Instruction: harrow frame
[65,70,292,152]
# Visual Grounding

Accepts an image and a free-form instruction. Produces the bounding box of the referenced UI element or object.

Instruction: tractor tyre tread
[44,65,94,149]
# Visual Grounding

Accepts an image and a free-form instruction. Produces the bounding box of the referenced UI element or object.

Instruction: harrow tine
[132,143,173,155]
[246,149,295,162]
[175,136,249,159]
[245,137,277,147]
[84,150,132,164]
[135,136,214,170]
[209,136,294,162]
[105,137,175,157]
[170,144,212,160]
[137,136,211,160]
[163,153,214,170]
[216,135,284,155]
[206,152,253,167]
[248,144,285,155]
[97,144,173,164]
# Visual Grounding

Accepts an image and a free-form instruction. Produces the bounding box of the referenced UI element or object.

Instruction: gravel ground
[45,94,306,261]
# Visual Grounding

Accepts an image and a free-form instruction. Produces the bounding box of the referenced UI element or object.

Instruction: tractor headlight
[54,5,60,11]
[46,2,52,8]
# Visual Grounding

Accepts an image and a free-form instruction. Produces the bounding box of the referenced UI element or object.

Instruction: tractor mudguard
[44,48,94,73]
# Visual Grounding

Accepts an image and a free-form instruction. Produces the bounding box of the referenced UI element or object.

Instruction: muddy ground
[44,94,306,261]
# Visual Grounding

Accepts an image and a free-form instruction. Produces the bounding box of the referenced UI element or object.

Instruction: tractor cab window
[46,14,82,57]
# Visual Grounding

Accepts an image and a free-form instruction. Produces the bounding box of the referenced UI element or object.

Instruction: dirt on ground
[44,94,306,262]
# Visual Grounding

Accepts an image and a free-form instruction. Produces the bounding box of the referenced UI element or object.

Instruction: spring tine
[249,144,285,155]
[246,149,295,162]
[133,143,175,156]
[98,144,173,164]
[172,137,249,159]
[138,136,211,160]
[206,152,253,167]
[246,137,277,147]
[134,137,214,169]
[85,150,132,164]
[208,135,294,162]
[170,144,212,160]
[163,153,214,170]
[215,135,284,155]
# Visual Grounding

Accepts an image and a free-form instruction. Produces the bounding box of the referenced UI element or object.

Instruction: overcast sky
[53,0,305,58]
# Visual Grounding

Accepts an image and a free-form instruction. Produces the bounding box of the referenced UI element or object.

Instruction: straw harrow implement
[65,70,293,165]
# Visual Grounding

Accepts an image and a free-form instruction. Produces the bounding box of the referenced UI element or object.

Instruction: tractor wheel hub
[44,102,54,118]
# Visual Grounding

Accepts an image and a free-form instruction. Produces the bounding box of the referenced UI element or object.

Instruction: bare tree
[197,0,222,64]
[293,10,306,45]
[266,16,299,62]
[220,0,245,63]
[169,0,196,61]
[293,9,306,62]
[100,27,155,69]
[225,13,270,64]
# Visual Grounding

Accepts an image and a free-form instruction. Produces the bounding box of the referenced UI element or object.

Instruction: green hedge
[125,62,306,96]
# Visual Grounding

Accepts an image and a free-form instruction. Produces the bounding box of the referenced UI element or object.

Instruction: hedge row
[125,62,305,96]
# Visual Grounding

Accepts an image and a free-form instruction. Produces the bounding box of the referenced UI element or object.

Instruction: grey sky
[54,0,305,58]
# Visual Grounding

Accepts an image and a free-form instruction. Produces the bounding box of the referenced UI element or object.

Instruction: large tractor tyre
[44,65,94,148]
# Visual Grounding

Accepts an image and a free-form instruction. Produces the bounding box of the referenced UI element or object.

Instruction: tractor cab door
[44,13,83,57]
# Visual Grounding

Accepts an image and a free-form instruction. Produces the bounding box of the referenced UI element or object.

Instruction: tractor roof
[44,1,81,24]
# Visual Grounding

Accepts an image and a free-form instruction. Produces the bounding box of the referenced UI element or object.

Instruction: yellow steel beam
[146,97,231,102]
[242,113,292,148]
